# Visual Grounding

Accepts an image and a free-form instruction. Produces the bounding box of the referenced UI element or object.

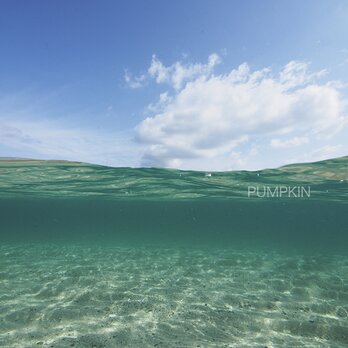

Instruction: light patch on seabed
[0,244,347,347]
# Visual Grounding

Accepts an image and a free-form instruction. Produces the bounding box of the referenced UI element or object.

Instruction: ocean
[0,157,347,347]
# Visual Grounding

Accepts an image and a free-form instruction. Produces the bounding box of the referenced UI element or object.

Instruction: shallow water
[0,157,347,347]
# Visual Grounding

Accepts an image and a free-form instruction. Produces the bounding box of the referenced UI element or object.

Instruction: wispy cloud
[124,70,147,89]
[0,89,142,167]
[125,53,221,90]
[270,136,309,148]
[285,144,345,165]
[0,119,141,167]
[279,61,326,88]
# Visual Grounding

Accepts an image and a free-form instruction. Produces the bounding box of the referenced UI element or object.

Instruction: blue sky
[0,0,347,170]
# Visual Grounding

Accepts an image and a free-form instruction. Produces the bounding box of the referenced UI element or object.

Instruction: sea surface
[0,157,347,347]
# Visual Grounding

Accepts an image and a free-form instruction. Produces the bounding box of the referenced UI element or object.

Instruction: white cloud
[279,61,326,88]
[135,57,347,170]
[148,53,220,90]
[124,70,147,89]
[126,53,221,90]
[146,92,172,113]
[270,136,309,148]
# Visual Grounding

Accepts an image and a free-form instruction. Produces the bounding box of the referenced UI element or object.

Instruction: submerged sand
[0,244,347,347]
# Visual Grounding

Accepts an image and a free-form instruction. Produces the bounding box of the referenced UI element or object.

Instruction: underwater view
[2,1,348,347]
[0,157,347,347]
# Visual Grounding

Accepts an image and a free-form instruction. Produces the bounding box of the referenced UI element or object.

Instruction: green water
[0,157,347,347]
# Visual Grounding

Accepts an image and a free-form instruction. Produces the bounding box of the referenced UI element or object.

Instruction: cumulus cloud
[125,53,221,90]
[148,53,220,90]
[134,57,347,170]
[279,60,326,88]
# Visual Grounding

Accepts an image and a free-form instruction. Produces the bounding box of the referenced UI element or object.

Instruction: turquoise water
[0,157,347,347]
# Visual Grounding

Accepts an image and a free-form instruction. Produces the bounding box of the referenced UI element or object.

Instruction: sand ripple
[0,244,347,347]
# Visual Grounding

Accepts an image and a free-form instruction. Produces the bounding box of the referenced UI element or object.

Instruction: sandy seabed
[0,244,347,348]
